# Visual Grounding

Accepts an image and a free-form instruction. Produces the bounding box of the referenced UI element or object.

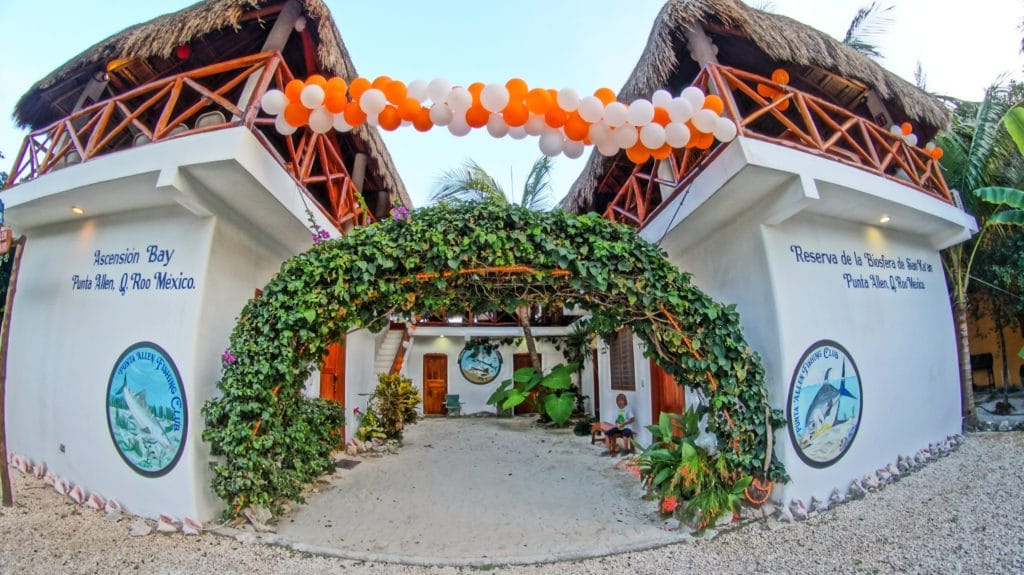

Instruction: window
[609,327,635,391]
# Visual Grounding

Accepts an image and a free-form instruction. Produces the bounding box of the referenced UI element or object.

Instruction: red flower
[661,496,679,513]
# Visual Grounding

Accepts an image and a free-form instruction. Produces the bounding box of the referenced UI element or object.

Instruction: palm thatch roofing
[562,0,950,214]
[12,0,409,207]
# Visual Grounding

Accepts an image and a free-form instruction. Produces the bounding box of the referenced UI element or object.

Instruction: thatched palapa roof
[563,0,950,214]
[13,0,409,207]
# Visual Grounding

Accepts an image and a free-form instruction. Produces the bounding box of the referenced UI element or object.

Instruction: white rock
[897,456,911,474]
[877,468,891,483]
[829,487,846,507]
[128,518,153,537]
[156,514,178,533]
[103,510,122,523]
[345,444,358,457]
[849,479,867,499]
[886,463,900,479]
[776,504,794,523]
[42,471,55,487]
[54,478,69,496]
[999,420,1011,432]
[68,485,85,504]
[811,495,828,513]
[234,531,258,544]
[863,475,881,491]
[105,499,122,514]
[32,462,45,479]
[16,457,30,474]
[790,499,808,520]
[243,506,275,533]
[182,517,203,536]
[86,493,105,510]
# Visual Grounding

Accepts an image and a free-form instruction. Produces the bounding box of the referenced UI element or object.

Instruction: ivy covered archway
[203,201,787,515]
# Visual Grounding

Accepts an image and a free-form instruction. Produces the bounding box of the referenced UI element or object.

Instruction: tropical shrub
[355,406,387,441]
[487,364,578,424]
[636,407,751,533]
[371,372,420,439]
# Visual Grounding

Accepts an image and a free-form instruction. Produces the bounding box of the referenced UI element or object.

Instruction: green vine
[203,201,787,517]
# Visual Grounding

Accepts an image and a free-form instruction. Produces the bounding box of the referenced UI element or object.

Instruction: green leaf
[541,367,572,391]
[502,390,527,410]
[731,475,753,494]
[652,467,674,487]
[513,367,537,384]
[1004,107,1024,156]
[300,308,316,322]
[543,392,575,425]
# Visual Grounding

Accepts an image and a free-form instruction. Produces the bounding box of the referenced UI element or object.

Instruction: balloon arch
[203,202,787,516]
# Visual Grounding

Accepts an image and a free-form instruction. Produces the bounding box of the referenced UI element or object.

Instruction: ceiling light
[879,214,890,224]
[71,206,85,215]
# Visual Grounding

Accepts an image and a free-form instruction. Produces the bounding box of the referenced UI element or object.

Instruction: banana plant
[975,108,1024,224]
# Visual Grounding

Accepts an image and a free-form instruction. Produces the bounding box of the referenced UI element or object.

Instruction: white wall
[343,329,379,440]
[404,334,568,415]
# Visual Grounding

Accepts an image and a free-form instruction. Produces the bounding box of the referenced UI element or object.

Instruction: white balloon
[275,113,298,135]
[614,126,639,149]
[524,114,546,136]
[333,113,353,133]
[359,88,386,115]
[308,108,333,133]
[448,116,471,137]
[597,139,620,157]
[639,123,666,149]
[407,79,429,102]
[890,124,902,136]
[260,89,288,115]
[429,103,454,126]
[627,99,655,126]
[300,84,326,109]
[713,117,738,142]
[578,96,604,123]
[564,139,585,159]
[365,112,379,127]
[447,87,473,111]
[539,130,565,157]
[508,125,527,140]
[681,86,705,111]
[652,89,673,109]
[486,114,509,138]
[692,109,719,133]
[925,141,936,151]
[603,102,629,127]
[481,83,511,113]
[427,78,452,104]
[557,88,580,112]
[588,122,612,146]
[905,133,919,147]
[665,122,691,148]
[667,97,694,123]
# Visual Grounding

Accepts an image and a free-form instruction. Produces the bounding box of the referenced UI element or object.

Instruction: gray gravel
[2,431,1022,574]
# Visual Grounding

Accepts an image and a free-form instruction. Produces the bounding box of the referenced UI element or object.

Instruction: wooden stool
[591,422,614,445]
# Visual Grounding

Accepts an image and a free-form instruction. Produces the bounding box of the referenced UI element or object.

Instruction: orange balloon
[506,78,528,101]
[545,106,567,128]
[696,132,714,149]
[284,101,311,127]
[285,79,305,102]
[349,77,372,100]
[652,106,671,126]
[651,143,673,160]
[466,105,490,128]
[703,94,724,114]
[378,106,401,131]
[757,84,778,99]
[526,88,552,114]
[398,97,421,121]
[343,100,367,126]
[413,107,433,132]
[372,75,393,91]
[323,90,348,114]
[503,101,530,127]
[384,80,408,105]
[306,74,328,89]
[771,69,790,85]
[626,142,652,164]
[931,147,944,160]
[776,99,790,112]
[468,82,485,108]
[326,77,348,96]
[901,122,912,136]
[594,87,616,106]
[564,111,589,141]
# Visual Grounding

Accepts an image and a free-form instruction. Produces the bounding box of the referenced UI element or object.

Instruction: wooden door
[650,359,684,433]
[513,353,541,414]
[591,352,600,416]
[319,342,345,404]
[423,354,447,415]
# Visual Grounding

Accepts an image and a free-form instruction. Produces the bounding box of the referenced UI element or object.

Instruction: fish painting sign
[106,342,187,477]
[458,341,502,384]
[787,340,862,468]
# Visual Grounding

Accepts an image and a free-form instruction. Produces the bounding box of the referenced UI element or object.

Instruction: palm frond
[430,159,508,205]
[520,156,554,212]
[843,2,894,59]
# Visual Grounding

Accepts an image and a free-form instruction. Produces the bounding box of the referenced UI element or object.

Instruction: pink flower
[221,348,237,365]
[661,496,679,513]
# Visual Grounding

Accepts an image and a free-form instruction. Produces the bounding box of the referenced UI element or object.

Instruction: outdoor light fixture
[879,214,891,224]
[71,206,85,215]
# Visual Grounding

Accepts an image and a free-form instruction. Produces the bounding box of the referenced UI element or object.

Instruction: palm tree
[842,2,894,59]
[430,156,554,211]
[937,81,1024,426]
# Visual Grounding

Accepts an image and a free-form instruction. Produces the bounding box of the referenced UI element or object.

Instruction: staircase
[374,327,408,375]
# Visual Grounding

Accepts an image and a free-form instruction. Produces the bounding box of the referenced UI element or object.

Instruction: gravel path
[2,431,1022,574]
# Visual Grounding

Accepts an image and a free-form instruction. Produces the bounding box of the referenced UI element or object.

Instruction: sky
[0,1,1021,209]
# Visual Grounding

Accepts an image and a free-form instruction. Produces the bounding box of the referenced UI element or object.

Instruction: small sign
[106,342,187,477]
[787,340,862,468]
[458,342,502,384]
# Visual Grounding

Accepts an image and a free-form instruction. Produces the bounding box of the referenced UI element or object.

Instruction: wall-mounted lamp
[71,206,85,215]
[879,214,891,224]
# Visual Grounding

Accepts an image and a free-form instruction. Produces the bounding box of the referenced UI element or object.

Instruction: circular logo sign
[458,342,503,384]
[787,340,862,468]
[106,342,187,477]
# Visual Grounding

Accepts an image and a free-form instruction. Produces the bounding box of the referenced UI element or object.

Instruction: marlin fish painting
[116,375,173,449]
[803,360,858,440]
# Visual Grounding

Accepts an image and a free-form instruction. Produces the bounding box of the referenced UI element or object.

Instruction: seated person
[604,393,636,455]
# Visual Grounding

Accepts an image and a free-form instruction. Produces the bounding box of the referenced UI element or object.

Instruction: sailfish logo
[802,360,858,441]
[116,374,172,449]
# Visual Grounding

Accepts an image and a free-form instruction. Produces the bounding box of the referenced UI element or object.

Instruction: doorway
[423,353,448,415]
[513,353,542,414]
[319,342,345,404]
[650,358,684,431]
